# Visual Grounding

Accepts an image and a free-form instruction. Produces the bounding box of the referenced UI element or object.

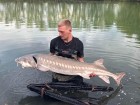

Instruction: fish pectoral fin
[98,76,110,84]
[37,65,49,72]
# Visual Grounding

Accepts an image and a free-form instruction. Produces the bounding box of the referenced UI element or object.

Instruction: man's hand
[77,57,84,62]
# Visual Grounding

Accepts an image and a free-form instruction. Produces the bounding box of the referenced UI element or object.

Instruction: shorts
[52,73,83,85]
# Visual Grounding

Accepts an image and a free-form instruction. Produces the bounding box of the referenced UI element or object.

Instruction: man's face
[58,25,71,41]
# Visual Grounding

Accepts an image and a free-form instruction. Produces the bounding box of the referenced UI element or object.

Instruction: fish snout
[15,57,23,63]
[15,57,23,65]
[15,57,22,63]
[15,58,20,67]
[15,58,19,62]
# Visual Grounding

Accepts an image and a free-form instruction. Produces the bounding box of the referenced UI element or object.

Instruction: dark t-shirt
[50,36,84,82]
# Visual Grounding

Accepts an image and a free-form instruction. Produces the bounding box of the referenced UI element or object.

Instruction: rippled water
[0,1,140,105]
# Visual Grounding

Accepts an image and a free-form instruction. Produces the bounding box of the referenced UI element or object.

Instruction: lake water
[0,0,140,105]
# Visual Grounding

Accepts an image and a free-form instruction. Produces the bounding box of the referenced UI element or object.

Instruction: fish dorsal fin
[93,59,104,65]
[93,59,107,70]
[99,76,110,84]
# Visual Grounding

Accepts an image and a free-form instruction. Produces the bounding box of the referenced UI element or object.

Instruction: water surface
[0,1,140,105]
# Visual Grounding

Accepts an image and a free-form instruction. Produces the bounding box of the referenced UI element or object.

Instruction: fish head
[15,54,37,68]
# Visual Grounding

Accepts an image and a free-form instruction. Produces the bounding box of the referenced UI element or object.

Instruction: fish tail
[115,72,125,86]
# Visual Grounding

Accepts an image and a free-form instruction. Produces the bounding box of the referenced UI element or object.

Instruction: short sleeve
[77,40,84,58]
[50,39,56,54]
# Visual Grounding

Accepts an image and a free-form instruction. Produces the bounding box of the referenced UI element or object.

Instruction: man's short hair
[58,19,72,29]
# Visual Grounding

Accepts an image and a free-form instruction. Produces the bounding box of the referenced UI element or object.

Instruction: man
[50,19,84,84]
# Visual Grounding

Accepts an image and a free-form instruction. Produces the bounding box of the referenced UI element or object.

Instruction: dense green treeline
[0,1,140,41]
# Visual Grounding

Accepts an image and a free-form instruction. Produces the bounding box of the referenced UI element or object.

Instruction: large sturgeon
[15,54,125,85]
